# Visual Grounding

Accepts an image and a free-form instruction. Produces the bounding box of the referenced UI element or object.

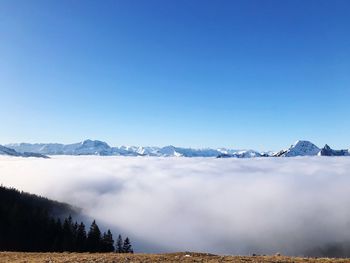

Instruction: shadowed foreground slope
[1,252,350,263]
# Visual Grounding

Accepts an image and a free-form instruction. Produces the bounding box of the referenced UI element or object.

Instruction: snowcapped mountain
[156,146,222,157]
[0,145,49,158]
[0,145,21,156]
[74,139,113,155]
[318,144,350,156]
[273,140,320,157]
[7,142,70,155]
[7,140,115,156]
[217,150,263,158]
[135,146,162,156]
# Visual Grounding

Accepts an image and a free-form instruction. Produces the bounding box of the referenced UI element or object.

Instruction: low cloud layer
[1,156,350,256]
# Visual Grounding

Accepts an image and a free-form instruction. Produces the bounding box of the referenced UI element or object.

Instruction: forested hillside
[0,186,133,253]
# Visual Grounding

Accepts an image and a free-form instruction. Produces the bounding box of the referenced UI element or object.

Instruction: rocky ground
[1,252,350,263]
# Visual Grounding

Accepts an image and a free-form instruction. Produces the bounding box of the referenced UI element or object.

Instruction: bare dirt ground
[1,252,350,263]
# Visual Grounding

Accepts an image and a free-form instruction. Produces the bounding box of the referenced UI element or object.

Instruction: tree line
[0,185,133,253]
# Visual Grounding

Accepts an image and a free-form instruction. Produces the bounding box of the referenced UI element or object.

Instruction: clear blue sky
[1,0,349,150]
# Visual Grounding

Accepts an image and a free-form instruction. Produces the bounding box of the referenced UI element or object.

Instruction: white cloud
[1,156,350,255]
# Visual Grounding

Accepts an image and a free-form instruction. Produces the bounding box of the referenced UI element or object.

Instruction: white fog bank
[1,156,350,255]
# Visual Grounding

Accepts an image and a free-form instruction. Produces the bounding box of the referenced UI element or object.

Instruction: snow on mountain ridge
[5,139,350,158]
[273,140,320,157]
[0,145,49,158]
[217,149,264,158]
[318,144,350,156]
[5,140,262,157]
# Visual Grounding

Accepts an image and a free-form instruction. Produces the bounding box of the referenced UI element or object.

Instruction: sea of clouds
[1,155,350,256]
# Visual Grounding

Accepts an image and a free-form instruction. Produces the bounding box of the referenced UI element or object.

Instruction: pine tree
[116,234,123,253]
[51,218,63,252]
[76,222,87,252]
[101,230,114,252]
[106,230,115,252]
[86,220,101,252]
[122,237,133,253]
[46,218,58,252]
[72,221,78,251]
[62,215,74,251]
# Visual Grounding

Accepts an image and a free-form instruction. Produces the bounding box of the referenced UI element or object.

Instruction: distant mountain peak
[274,140,320,157]
[323,144,331,150]
[319,144,349,156]
[293,140,316,147]
[81,139,110,147]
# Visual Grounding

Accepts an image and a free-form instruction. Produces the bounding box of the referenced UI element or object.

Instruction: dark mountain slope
[0,186,132,253]
[0,186,77,251]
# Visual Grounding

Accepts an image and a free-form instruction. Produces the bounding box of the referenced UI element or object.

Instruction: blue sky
[0,0,349,150]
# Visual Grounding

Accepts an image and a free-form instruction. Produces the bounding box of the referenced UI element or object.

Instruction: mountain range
[1,139,349,158]
[0,145,49,158]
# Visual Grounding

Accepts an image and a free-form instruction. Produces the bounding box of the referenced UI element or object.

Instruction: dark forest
[0,186,133,253]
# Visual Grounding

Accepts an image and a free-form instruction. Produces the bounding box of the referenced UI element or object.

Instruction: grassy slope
[1,252,350,263]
